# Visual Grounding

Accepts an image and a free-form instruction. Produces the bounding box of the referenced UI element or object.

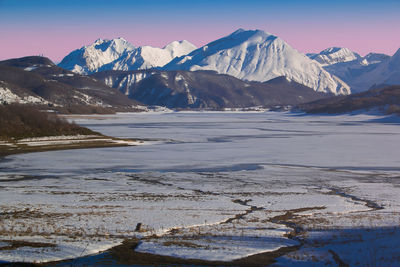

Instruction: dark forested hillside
[0,104,96,139]
[297,85,400,114]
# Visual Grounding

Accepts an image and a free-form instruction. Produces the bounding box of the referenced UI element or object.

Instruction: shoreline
[0,134,143,158]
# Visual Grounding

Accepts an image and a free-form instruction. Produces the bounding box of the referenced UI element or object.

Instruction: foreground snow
[1,112,400,265]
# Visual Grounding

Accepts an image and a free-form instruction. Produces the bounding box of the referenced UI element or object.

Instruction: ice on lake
[1,111,400,265]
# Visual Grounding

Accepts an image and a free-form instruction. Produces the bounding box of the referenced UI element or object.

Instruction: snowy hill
[307,47,361,66]
[58,38,196,74]
[308,48,392,93]
[163,29,350,95]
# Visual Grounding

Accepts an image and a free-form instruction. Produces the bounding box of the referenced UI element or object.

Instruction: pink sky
[2,25,399,63]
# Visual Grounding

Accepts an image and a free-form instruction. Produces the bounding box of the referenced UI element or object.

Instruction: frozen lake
[1,111,400,266]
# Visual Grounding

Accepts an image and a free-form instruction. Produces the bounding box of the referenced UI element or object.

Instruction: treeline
[54,105,116,114]
[0,104,96,139]
[298,85,400,115]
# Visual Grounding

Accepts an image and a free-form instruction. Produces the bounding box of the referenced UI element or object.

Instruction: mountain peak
[231,28,246,34]
[163,40,196,50]
[392,48,400,58]
[228,28,275,39]
[320,47,347,54]
[59,38,196,74]
[164,29,349,95]
[309,47,360,66]
[94,38,104,44]
[59,38,136,74]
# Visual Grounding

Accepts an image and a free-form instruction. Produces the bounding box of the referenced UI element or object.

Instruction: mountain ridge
[308,47,397,93]
[58,38,196,74]
[92,69,330,109]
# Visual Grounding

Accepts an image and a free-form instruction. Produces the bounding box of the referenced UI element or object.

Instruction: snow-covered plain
[1,111,400,265]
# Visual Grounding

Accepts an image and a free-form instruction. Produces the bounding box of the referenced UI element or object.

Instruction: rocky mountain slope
[0,56,138,111]
[58,38,196,74]
[92,69,330,109]
[308,47,392,93]
[348,48,400,92]
[307,47,361,66]
[163,29,350,95]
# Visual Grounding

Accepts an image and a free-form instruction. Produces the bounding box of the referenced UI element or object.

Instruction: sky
[1,0,399,62]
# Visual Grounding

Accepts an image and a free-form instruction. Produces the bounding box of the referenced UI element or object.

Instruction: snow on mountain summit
[100,40,197,72]
[58,38,135,74]
[164,29,350,95]
[163,40,197,58]
[308,47,361,66]
[310,47,392,93]
[349,48,400,90]
[58,39,197,74]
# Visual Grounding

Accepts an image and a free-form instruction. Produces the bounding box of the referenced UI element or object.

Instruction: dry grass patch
[0,239,56,251]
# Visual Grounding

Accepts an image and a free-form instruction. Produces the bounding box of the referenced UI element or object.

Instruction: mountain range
[58,38,197,74]
[57,29,400,98]
[0,28,399,113]
[307,47,397,93]
[59,29,350,95]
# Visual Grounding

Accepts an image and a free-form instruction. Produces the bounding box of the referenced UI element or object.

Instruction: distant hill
[92,69,330,109]
[297,85,400,115]
[0,56,139,113]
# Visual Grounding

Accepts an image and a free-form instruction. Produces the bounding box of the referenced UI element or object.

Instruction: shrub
[0,104,96,139]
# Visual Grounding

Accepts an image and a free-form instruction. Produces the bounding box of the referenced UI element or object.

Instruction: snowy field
[1,111,400,265]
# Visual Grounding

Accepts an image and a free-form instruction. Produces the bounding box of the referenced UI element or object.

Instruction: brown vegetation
[54,105,116,114]
[0,104,96,139]
[298,85,400,115]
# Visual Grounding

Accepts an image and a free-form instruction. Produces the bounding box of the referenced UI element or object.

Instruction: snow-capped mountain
[307,47,361,66]
[99,40,197,72]
[308,48,392,93]
[58,38,135,74]
[350,48,400,90]
[363,53,390,65]
[58,38,196,74]
[163,29,350,95]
